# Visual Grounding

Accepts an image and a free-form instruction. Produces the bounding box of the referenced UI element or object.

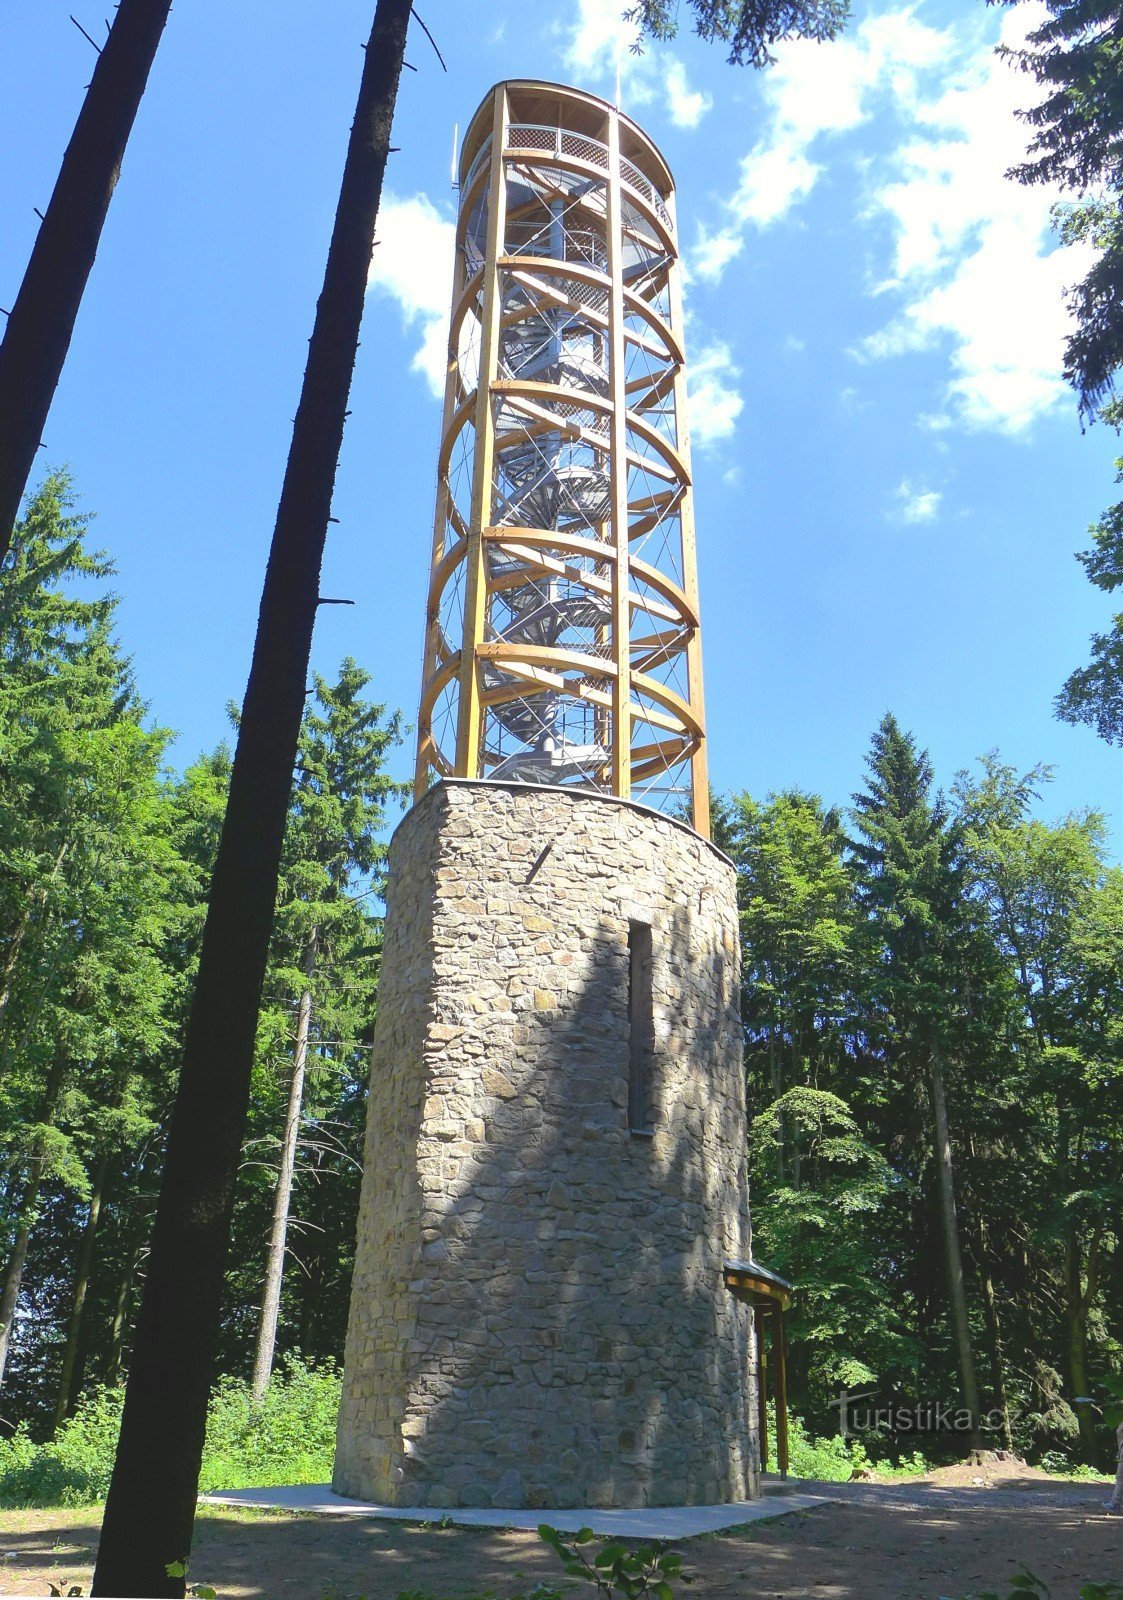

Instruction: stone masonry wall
[334,780,757,1509]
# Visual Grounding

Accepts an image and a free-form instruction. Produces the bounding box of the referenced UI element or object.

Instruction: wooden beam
[455,88,509,778]
[415,193,470,799]
[665,184,710,838]
[755,1306,769,1473]
[774,1306,790,1480]
[606,105,631,800]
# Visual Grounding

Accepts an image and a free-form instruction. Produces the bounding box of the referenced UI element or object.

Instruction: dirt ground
[0,1467,1119,1600]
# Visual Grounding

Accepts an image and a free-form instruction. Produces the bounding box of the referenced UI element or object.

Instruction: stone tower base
[334,780,758,1509]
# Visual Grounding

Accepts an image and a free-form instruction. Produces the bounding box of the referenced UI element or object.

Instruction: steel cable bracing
[415,83,710,837]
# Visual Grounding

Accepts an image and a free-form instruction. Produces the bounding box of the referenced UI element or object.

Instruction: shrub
[770,1406,934,1481]
[197,1356,341,1492]
[946,1573,1123,1600]
[775,1409,868,1481]
[0,1387,125,1506]
[0,1356,341,1507]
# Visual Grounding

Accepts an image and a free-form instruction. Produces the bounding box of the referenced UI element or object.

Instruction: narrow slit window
[628,921,655,1135]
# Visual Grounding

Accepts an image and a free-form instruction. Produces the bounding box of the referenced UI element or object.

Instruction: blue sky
[2,0,1119,848]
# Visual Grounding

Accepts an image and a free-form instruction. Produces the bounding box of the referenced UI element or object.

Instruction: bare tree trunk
[52,1149,109,1431]
[0,1053,66,1389]
[108,1234,142,1388]
[0,0,174,561]
[928,1051,982,1450]
[92,7,412,1594]
[251,930,318,1404]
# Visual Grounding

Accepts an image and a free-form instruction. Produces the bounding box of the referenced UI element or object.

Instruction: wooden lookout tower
[335,82,764,1513]
[413,81,709,836]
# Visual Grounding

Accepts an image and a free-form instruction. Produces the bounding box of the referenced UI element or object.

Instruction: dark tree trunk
[251,929,317,1403]
[92,6,411,1593]
[977,1232,1014,1452]
[0,0,174,561]
[1064,1231,1100,1468]
[53,1149,109,1431]
[927,1050,982,1450]
[0,1053,67,1389]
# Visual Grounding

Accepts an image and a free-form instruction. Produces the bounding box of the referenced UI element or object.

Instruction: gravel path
[0,1471,1118,1599]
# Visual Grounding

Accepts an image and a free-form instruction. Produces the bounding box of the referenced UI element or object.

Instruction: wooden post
[456,87,509,778]
[605,107,633,799]
[774,1305,789,1479]
[414,197,468,799]
[754,1304,768,1472]
[664,184,708,838]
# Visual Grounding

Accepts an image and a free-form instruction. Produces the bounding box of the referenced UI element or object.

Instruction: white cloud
[367,192,455,398]
[893,478,942,523]
[687,2,1088,435]
[858,4,1089,435]
[729,142,821,227]
[689,6,949,277]
[559,0,712,128]
[688,340,745,447]
[663,59,713,128]
[692,226,745,283]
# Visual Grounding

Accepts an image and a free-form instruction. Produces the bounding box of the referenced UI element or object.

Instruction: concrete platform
[201,1479,826,1539]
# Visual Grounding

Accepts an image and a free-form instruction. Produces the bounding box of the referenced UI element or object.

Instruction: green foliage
[197,1357,343,1492]
[165,1560,217,1598]
[0,477,407,1427]
[628,0,850,68]
[1005,0,1123,739]
[0,1357,341,1506]
[782,1411,868,1482]
[945,1573,1123,1600]
[538,1525,682,1599]
[1005,0,1123,419]
[1054,458,1123,744]
[0,1386,125,1505]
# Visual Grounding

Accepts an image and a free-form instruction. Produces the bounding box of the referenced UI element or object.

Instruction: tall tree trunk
[251,929,318,1403]
[0,1053,67,1389]
[927,1051,982,1449]
[53,1149,109,1431]
[966,1134,1014,1453]
[92,8,412,1594]
[0,0,174,560]
[1064,1231,1100,1467]
[296,1141,329,1352]
[977,1229,1014,1452]
[108,1234,143,1388]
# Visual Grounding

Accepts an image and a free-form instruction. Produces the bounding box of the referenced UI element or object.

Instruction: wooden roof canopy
[724,1258,794,1311]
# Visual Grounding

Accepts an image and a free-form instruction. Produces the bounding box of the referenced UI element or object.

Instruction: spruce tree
[849,714,983,1446]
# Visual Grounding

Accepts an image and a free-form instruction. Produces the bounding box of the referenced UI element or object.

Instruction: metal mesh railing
[507,123,672,231]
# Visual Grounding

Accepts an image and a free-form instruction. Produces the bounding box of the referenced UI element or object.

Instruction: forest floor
[0,1463,1118,1600]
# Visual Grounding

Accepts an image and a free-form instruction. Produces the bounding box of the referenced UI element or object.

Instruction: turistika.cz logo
[829,1386,1006,1439]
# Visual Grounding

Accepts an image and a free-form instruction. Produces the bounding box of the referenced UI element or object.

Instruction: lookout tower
[334,81,758,1511]
[413,79,708,833]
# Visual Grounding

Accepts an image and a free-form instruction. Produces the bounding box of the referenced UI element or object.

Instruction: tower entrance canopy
[415,81,710,837]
